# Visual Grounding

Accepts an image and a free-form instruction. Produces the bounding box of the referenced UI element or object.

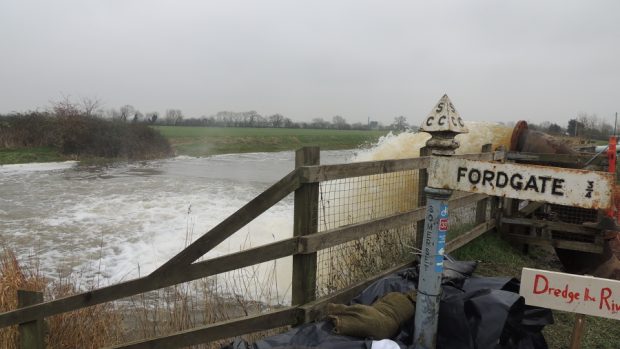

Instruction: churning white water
[0,151,354,294]
[0,122,512,301]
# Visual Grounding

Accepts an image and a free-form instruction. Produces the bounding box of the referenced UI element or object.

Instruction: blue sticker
[439,203,448,218]
[435,230,447,272]
[435,203,449,272]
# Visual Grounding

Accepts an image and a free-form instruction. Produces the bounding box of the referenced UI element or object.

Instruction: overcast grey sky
[1,1,619,126]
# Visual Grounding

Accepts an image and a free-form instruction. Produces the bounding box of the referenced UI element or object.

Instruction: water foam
[354,122,512,162]
[0,160,78,174]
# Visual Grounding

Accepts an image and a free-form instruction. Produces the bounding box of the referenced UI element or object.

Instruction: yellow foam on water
[356,122,513,162]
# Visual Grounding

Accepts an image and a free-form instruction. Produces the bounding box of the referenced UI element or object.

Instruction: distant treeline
[525,113,615,140]
[165,111,411,131]
[103,104,412,131]
[0,104,171,160]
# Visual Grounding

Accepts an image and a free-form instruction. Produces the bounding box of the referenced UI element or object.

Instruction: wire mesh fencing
[314,171,482,298]
[316,170,419,297]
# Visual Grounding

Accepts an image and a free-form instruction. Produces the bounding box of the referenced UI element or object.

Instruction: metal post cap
[420,94,469,134]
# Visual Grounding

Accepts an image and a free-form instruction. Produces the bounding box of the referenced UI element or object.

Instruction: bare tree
[120,105,135,122]
[242,110,261,127]
[132,111,144,123]
[283,117,294,128]
[165,109,184,125]
[311,117,329,129]
[332,115,348,129]
[269,113,284,127]
[391,116,408,131]
[80,97,103,117]
[146,112,159,124]
[50,94,80,117]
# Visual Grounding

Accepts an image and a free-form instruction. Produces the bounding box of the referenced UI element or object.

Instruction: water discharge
[0,122,511,302]
[355,121,512,161]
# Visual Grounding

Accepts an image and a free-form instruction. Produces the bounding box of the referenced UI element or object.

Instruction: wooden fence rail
[1,147,503,348]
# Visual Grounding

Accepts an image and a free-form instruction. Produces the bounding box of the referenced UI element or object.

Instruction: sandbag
[327,290,417,339]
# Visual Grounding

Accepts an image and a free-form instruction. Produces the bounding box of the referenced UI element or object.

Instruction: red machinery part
[608,136,617,219]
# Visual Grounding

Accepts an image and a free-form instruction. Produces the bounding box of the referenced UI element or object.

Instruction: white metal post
[413,94,468,349]
[413,187,452,349]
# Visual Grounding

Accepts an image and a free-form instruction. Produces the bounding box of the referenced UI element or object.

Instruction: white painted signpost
[428,155,616,348]
[414,95,616,349]
[427,157,614,210]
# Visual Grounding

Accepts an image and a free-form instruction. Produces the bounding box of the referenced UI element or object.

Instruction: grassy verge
[452,232,620,348]
[0,147,68,165]
[154,126,388,157]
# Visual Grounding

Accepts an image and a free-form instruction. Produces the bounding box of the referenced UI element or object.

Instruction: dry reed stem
[0,247,122,349]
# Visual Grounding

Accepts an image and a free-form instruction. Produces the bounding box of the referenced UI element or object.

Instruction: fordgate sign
[427,158,614,210]
[520,268,620,320]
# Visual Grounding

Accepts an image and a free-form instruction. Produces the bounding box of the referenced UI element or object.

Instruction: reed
[0,243,289,348]
[0,247,123,348]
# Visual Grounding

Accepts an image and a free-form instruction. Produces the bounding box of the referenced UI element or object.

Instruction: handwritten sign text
[520,268,620,320]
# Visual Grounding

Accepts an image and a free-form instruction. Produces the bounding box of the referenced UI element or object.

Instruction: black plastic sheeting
[223,260,553,349]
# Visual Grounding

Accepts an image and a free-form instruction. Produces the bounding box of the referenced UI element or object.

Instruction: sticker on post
[440,204,448,218]
[439,219,448,231]
[435,203,448,272]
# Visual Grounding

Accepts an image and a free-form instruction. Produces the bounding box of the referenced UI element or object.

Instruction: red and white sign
[439,218,448,231]
[520,268,620,320]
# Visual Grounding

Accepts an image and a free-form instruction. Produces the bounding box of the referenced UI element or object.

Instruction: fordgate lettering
[457,167,564,196]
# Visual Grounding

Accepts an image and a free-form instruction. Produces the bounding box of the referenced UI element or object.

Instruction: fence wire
[547,204,598,225]
[317,170,420,231]
[547,204,598,243]
[449,191,480,230]
[316,171,419,297]
[315,171,481,298]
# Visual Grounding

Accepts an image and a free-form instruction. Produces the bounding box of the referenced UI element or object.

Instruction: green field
[0,127,388,165]
[0,147,67,165]
[154,126,388,157]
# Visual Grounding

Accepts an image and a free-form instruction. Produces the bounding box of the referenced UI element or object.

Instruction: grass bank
[0,147,68,165]
[453,232,620,348]
[154,126,388,157]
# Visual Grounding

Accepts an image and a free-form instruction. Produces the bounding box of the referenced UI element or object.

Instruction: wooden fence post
[490,196,500,227]
[475,144,493,225]
[569,314,586,349]
[292,147,320,310]
[416,146,430,251]
[18,290,44,349]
